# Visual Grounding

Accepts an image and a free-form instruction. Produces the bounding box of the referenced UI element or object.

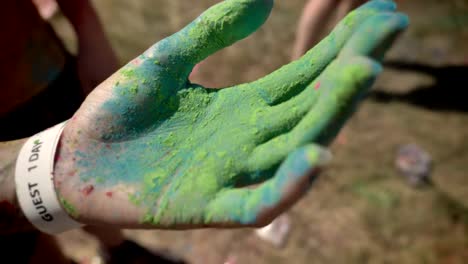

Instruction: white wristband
[15,122,84,234]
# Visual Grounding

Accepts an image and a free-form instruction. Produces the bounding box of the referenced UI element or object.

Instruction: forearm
[57,0,118,94]
[57,0,115,54]
[57,0,101,39]
[292,0,340,60]
[0,139,34,234]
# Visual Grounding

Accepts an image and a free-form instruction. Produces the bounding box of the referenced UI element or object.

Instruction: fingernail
[316,147,333,167]
[307,145,333,167]
[395,13,410,28]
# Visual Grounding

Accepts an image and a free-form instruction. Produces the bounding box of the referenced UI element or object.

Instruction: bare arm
[56,0,119,95]
[55,0,103,38]
[0,139,34,234]
[292,0,366,60]
[292,0,340,60]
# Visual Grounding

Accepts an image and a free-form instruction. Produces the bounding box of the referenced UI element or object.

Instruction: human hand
[53,0,408,229]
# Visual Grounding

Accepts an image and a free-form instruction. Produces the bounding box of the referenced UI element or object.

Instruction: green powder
[59,197,79,219]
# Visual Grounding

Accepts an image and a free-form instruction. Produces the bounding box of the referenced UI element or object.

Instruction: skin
[56,0,119,95]
[292,0,366,60]
[0,0,118,116]
[50,0,408,229]
[0,139,32,234]
[0,0,121,253]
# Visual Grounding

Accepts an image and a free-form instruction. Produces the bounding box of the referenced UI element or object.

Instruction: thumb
[145,0,274,76]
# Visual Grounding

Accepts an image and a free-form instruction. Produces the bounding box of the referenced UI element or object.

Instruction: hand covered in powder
[53,0,408,228]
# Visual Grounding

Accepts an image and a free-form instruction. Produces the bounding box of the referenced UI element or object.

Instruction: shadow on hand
[370,61,468,112]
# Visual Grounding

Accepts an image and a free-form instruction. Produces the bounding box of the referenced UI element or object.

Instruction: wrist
[0,139,34,234]
[0,139,26,200]
[15,123,84,234]
[53,125,83,221]
[53,122,104,226]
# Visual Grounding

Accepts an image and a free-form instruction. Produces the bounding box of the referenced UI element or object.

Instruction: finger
[250,11,408,143]
[90,0,274,139]
[248,56,381,172]
[144,0,274,76]
[339,12,409,59]
[243,0,397,105]
[248,60,342,145]
[204,144,331,226]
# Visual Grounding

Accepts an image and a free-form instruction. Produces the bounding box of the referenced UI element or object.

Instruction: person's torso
[0,0,67,116]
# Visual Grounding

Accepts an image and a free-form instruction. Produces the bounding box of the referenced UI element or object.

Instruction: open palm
[54,0,408,228]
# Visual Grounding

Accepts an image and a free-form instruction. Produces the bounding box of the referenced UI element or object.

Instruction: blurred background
[49,0,468,263]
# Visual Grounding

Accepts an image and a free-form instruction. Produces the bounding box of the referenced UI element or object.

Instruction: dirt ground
[51,0,468,263]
